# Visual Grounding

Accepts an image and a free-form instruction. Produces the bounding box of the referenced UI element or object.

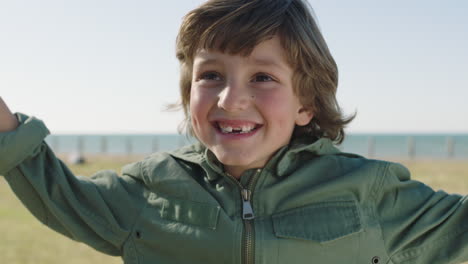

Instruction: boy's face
[190,36,313,178]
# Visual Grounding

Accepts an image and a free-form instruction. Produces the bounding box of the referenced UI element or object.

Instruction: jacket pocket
[128,194,222,263]
[158,195,221,230]
[272,200,362,243]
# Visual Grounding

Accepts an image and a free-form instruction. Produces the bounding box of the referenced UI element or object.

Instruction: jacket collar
[275,137,341,177]
[168,137,341,181]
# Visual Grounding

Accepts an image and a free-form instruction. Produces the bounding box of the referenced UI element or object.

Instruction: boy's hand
[0,97,19,132]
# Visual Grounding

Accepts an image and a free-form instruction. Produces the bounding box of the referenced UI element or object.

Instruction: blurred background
[1,0,467,160]
[1,1,467,263]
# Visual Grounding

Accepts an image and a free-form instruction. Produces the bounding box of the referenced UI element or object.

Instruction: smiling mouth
[213,121,263,134]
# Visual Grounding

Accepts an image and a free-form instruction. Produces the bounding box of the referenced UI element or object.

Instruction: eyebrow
[194,58,220,67]
[194,57,289,72]
[250,58,289,71]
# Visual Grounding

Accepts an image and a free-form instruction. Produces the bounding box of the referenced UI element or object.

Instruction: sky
[1,0,467,134]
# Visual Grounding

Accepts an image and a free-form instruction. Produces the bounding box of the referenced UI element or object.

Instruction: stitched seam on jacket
[121,200,147,264]
[371,162,393,262]
[141,158,151,185]
[369,161,389,201]
[125,235,140,264]
[390,223,468,263]
[121,161,146,256]
[120,159,152,262]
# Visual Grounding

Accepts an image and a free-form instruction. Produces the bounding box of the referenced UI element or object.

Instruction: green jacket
[1,113,467,264]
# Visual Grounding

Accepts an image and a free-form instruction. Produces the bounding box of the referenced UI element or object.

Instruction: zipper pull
[242,189,255,220]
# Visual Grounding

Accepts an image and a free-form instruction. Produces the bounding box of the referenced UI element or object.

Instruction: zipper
[225,168,262,264]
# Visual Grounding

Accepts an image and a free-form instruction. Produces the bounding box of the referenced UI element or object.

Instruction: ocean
[44,134,468,159]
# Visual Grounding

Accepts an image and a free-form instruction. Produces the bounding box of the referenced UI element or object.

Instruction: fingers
[0,97,19,132]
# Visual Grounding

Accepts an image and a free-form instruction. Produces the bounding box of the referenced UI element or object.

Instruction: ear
[295,107,314,126]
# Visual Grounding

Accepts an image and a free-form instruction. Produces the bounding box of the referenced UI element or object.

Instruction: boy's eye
[252,74,273,82]
[199,72,222,81]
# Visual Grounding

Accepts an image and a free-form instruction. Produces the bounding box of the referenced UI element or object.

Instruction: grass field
[0,156,467,264]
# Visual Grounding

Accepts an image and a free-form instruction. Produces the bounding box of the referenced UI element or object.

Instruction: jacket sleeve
[374,162,468,264]
[0,113,147,256]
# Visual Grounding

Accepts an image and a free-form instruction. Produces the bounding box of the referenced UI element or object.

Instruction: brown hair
[174,0,355,144]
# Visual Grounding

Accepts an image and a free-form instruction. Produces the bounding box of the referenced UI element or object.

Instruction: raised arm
[0,97,19,132]
[0,111,147,257]
[375,162,468,263]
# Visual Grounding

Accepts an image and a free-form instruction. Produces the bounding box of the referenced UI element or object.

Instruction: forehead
[193,36,291,71]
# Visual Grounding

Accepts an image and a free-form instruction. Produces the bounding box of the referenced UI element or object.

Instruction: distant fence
[45,134,468,159]
[45,134,194,157]
[340,135,468,159]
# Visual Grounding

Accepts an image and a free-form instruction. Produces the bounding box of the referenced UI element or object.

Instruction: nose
[217,81,251,112]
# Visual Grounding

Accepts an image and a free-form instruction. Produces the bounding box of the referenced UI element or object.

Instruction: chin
[217,155,250,167]
[214,150,255,166]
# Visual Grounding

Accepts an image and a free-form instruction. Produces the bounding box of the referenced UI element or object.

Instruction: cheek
[190,87,214,126]
[189,88,202,128]
[189,88,199,115]
[256,92,298,128]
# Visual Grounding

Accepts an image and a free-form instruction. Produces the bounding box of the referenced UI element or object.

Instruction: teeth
[219,123,256,134]
[242,125,253,132]
[221,126,233,133]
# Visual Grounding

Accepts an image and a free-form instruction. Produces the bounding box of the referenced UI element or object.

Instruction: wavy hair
[173,0,355,144]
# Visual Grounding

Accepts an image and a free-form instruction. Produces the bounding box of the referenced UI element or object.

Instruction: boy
[1,0,467,263]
